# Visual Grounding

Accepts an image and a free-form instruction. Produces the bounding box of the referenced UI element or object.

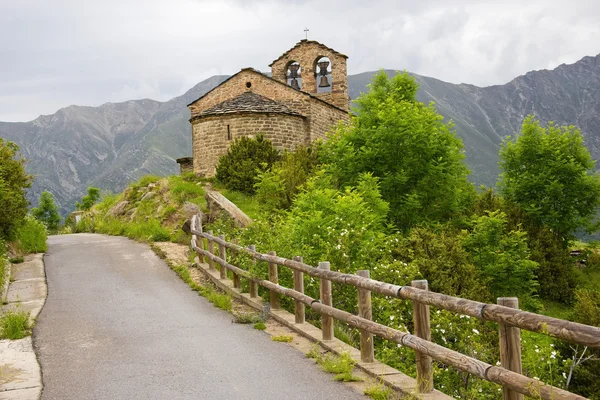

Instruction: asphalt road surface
[34,234,364,400]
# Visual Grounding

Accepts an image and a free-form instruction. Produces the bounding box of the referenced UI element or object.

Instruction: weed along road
[34,234,364,400]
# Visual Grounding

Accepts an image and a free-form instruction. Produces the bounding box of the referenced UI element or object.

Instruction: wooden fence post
[319,261,333,341]
[268,251,280,309]
[412,280,433,393]
[357,270,374,363]
[231,239,241,289]
[196,215,205,264]
[218,234,227,280]
[498,297,523,400]
[248,245,258,298]
[207,230,215,271]
[293,256,305,324]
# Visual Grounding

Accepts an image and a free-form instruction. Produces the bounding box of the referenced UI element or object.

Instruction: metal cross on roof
[304,27,309,40]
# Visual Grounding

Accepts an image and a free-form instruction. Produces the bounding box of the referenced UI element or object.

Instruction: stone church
[184,39,350,176]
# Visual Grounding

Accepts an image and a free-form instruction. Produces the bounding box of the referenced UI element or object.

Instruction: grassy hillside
[70,173,259,244]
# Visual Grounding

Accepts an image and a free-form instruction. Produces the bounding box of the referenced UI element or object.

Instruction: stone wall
[176,157,193,174]
[269,40,350,112]
[192,112,307,176]
[189,69,348,155]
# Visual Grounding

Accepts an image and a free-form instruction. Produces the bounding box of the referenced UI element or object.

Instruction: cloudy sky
[1,0,599,122]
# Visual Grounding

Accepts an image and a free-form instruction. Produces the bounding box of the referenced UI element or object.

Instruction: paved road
[34,234,363,400]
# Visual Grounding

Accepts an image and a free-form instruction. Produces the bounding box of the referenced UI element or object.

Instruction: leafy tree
[215,134,281,195]
[0,139,32,239]
[76,187,100,211]
[32,191,61,233]
[394,225,488,301]
[499,116,600,243]
[322,71,474,230]
[463,210,539,309]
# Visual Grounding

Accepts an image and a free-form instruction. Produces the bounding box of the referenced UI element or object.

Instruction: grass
[364,382,394,400]
[334,321,359,347]
[232,311,264,324]
[9,256,24,264]
[150,244,232,312]
[168,175,206,205]
[15,217,47,253]
[220,189,261,220]
[271,334,293,342]
[309,350,362,382]
[0,309,31,340]
[253,322,266,330]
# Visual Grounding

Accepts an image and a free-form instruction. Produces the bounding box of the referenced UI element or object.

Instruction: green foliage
[136,175,162,187]
[203,285,232,311]
[0,309,31,340]
[314,352,361,382]
[95,218,171,243]
[31,191,61,233]
[572,287,600,326]
[528,227,576,303]
[231,311,263,324]
[215,134,281,195]
[167,175,205,205]
[76,187,101,211]
[334,321,359,347]
[255,144,321,211]
[219,189,261,220]
[393,226,486,300]
[9,256,24,264]
[15,216,47,253]
[464,211,540,309]
[364,382,393,400]
[253,322,266,330]
[322,70,473,230]
[0,139,32,239]
[499,116,600,242]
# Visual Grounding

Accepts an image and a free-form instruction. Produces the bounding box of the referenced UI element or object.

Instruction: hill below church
[1,54,599,214]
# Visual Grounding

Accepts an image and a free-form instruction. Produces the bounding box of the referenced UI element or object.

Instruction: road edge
[0,253,47,400]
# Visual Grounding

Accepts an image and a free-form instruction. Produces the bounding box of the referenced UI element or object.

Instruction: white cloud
[0,0,598,121]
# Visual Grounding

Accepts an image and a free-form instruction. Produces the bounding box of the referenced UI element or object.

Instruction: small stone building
[187,40,350,177]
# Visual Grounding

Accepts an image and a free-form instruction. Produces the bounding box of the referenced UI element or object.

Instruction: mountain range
[1,54,599,215]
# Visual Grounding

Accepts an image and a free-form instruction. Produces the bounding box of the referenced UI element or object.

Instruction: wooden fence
[190,215,600,400]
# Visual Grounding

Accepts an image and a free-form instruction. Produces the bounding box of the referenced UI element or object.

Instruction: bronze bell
[290,78,300,90]
[319,75,330,88]
[317,60,330,88]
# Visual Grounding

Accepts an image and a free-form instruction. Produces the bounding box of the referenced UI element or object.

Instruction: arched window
[286,61,302,90]
[315,56,332,93]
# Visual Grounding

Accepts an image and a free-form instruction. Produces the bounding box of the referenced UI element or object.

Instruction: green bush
[76,187,100,211]
[0,309,31,340]
[0,139,32,239]
[255,145,320,211]
[215,134,281,195]
[15,216,47,253]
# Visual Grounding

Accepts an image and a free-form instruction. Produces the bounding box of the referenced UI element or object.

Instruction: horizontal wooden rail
[190,226,600,349]
[189,223,585,400]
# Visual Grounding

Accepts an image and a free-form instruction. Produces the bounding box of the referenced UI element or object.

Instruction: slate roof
[187,68,347,114]
[196,92,304,118]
